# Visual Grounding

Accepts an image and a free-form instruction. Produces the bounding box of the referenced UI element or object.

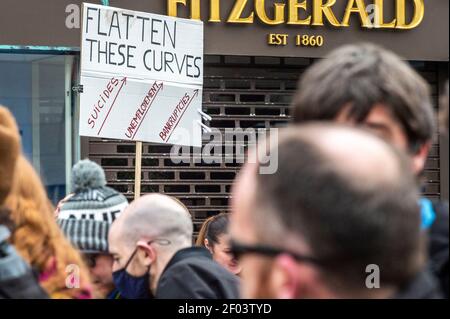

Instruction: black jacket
[156,247,240,299]
[0,270,49,299]
[0,225,48,299]
[428,200,449,298]
[394,270,443,299]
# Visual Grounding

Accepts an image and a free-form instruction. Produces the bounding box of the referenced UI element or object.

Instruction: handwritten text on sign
[79,3,204,147]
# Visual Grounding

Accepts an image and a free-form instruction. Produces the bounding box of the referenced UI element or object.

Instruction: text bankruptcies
[159,89,199,142]
[168,0,425,29]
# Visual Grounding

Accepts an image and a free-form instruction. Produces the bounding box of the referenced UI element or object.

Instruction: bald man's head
[286,124,400,190]
[108,194,193,296]
[110,194,193,252]
[231,124,425,295]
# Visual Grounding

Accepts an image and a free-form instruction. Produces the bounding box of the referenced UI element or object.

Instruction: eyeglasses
[229,239,322,266]
[123,238,172,270]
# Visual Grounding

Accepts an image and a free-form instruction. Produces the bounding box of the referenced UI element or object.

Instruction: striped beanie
[58,159,128,223]
[57,219,110,253]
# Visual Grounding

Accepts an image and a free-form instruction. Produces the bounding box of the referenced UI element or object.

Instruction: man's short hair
[252,125,425,293]
[292,43,435,153]
[118,194,193,250]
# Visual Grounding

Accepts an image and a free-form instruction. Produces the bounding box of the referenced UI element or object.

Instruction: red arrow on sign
[164,89,200,143]
[131,82,164,140]
[97,77,127,136]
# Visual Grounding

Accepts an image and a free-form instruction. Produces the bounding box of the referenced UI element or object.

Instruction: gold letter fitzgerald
[396,0,424,29]
[373,0,396,28]
[341,0,372,28]
[288,0,311,25]
[255,0,285,25]
[311,0,340,27]
[167,0,201,20]
[209,0,221,22]
[228,0,254,23]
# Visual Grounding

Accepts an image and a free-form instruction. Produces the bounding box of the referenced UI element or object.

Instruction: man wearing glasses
[291,44,448,297]
[229,124,442,299]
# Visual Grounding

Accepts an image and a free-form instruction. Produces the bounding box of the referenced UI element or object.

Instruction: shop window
[0,53,77,204]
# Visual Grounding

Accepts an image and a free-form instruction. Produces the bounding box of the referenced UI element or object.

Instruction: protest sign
[79,3,204,147]
[79,3,204,197]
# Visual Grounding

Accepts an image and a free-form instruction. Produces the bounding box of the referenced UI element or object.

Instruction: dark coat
[394,270,443,299]
[428,200,449,298]
[156,247,240,299]
[0,269,49,299]
[0,225,48,299]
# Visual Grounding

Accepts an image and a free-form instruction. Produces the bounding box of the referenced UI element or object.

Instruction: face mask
[112,247,153,299]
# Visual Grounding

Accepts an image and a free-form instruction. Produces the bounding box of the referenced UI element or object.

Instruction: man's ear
[270,254,301,299]
[136,240,156,267]
[411,142,431,175]
[271,254,321,299]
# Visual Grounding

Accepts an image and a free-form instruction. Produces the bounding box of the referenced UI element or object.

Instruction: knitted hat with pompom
[57,159,128,223]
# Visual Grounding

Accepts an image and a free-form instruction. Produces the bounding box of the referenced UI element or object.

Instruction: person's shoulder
[177,256,241,292]
[176,254,236,277]
[432,200,449,216]
[158,254,212,284]
[163,254,221,277]
[394,270,444,299]
[158,255,240,299]
[428,199,449,291]
[431,200,449,233]
[156,259,214,298]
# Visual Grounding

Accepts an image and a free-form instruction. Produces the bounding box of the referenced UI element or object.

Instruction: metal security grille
[87,56,441,236]
[414,61,442,202]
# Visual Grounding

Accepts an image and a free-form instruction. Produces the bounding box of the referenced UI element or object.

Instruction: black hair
[292,43,435,154]
[196,213,229,247]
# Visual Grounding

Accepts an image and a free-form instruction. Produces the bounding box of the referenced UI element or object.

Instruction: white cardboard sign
[79,3,204,147]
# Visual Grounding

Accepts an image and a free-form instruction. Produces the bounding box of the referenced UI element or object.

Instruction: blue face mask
[112,247,152,299]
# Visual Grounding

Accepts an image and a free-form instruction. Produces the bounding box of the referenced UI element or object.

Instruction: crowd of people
[0,43,448,299]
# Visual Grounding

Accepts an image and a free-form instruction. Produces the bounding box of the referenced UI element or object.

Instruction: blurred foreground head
[1,106,92,298]
[292,43,435,175]
[5,156,93,298]
[0,106,20,205]
[440,81,449,135]
[230,124,425,299]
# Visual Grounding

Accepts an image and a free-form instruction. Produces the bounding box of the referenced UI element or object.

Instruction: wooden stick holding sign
[134,141,142,199]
